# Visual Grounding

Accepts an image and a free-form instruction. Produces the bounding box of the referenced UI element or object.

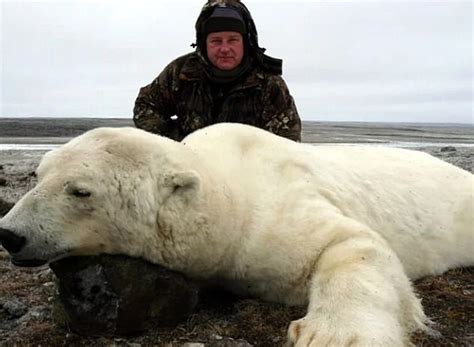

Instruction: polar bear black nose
[0,228,26,254]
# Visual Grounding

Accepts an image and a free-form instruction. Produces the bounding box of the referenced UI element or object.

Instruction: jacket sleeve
[261,75,302,142]
[133,62,183,140]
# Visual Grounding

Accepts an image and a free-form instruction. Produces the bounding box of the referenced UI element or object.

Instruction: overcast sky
[1,0,472,123]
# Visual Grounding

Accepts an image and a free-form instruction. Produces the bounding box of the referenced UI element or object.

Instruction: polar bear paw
[287,316,404,347]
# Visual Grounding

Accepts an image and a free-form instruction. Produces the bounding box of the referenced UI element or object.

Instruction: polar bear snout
[0,224,57,267]
[0,227,26,254]
[0,227,48,267]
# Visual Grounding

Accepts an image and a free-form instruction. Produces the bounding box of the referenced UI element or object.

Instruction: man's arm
[261,75,302,142]
[133,63,183,141]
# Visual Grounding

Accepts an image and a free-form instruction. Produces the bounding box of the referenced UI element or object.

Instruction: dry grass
[1,251,472,346]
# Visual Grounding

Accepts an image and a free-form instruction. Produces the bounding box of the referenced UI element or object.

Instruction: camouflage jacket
[133,53,301,142]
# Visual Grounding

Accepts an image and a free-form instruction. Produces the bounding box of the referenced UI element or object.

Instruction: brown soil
[0,260,472,346]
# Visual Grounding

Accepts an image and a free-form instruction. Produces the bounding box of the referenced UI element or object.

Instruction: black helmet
[194,0,283,75]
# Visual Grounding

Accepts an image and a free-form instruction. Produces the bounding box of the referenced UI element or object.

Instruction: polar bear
[0,123,472,346]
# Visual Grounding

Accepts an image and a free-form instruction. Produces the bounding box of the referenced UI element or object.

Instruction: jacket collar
[179,53,264,90]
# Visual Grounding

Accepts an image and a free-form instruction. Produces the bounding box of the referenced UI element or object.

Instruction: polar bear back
[183,123,473,279]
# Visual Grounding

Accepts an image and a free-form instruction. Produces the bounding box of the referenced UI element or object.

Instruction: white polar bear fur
[0,123,472,346]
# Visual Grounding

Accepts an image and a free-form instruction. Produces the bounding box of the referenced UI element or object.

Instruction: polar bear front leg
[287,231,428,347]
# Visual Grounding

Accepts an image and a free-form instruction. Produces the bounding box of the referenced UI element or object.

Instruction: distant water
[1,142,473,152]
[323,142,474,148]
[0,144,60,151]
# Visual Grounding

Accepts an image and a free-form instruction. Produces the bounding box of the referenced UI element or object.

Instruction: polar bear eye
[71,189,92,198]
[65,183,92,198]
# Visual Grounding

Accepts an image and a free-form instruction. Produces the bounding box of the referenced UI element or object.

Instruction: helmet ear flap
[231,1,260,57]
[193,3,214,54]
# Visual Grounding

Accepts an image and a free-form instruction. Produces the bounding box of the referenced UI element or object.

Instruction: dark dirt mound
[0,262,472,346]
[0,198,14,216]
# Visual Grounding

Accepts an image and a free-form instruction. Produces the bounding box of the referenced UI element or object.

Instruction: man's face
[206,31,244,70]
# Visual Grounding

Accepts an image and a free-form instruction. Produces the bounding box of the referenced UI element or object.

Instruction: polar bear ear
[162,170,201,202]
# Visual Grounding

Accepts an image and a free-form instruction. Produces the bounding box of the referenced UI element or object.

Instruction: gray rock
[208,338,254,347]
[33,268,54,282]
[0,197,14,216]
[3,299,28,318]
[17,305,49,324]
[182,341,253,347]
[0,247,9,261]
[126,343,143,347]
[440,146,457,153]
[0,177,6,186]
[49,254,200,336]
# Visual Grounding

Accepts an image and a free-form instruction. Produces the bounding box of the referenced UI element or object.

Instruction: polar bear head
[0,127,204,268]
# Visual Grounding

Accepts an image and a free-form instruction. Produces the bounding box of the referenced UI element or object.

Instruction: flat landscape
[0,118,473,346]
[0,117,473,144]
